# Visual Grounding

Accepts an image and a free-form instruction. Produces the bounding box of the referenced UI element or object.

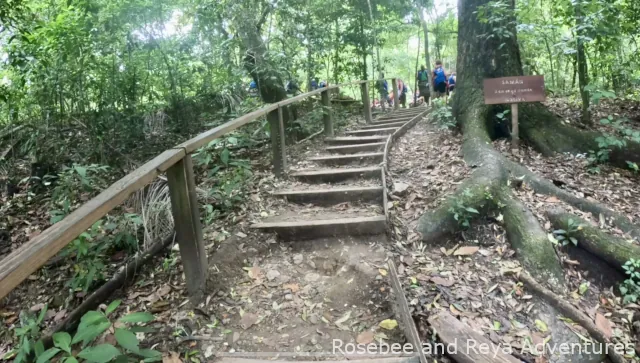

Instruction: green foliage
[3,306,48,363]
[448,188,480,229]
[475,0,516,42]
[5,301,158,363]
[621,259,640,303]
[429,98,456,129]
[588,116,640,173]
[550,218,584,246]
[49,164,110,224]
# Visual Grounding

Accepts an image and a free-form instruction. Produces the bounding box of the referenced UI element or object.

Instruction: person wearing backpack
[432,60,448,98]
[376,73,390,110]
[398,79,408,108]
[416,65,430,104]
[448,72,456,94]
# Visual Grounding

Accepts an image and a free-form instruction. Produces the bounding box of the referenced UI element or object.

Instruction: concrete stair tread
[308,152,384,161]
[291,166,380,176]
[345,127,399,135]
[325,135,388,143]
[360,121,408,129]
[252,214,386,228]
[274,185,383,195]
[325,142,386,153]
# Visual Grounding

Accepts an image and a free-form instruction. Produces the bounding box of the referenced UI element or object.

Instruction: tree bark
[575,1,591,124]
[418,8,434,93]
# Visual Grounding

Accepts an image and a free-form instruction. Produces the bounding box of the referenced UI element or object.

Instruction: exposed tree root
[514,271,628,363]
[547,208,640,271]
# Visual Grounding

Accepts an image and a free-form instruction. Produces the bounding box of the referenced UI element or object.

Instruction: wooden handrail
[0,78,384,300]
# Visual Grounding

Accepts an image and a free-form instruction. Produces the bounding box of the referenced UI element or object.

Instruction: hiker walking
[376,73,389,110]
[448,72,456,94]
[398,79,408,108]
[416,65,430,104]
[432,60,448,98]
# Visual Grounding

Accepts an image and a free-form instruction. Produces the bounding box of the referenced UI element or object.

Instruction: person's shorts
[435,82,447,94]
[399,93,407,104]
[418,84,430,99]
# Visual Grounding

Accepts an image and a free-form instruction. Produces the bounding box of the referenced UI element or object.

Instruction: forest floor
[1,97,640,362]
[386,98,640,362]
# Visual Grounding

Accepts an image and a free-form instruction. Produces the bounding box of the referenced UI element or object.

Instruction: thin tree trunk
[575,1,590,124]
[418,8,434,93]
[543,36,555,89]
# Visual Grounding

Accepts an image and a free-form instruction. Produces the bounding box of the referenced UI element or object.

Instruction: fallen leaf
[356,330,375,344]
[535,319,548,332]
[236,232,247,238]
[163,352,182,363]
[240,313,258,329]
[546,196,560,203]
[30,303,45,312]
[379,319,398,330]
[454,246,479,256]
[430,276,454,287]
[378,268,388,276]
[335,311,351,327]
[595,313,613,339]
[283,283,300,293]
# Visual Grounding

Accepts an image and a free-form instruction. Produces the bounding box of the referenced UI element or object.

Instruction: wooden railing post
[361,82,372,124]
[166,154,207,299]
[321,89,334,137]
[392,78,399,110]
[267,106,287,177]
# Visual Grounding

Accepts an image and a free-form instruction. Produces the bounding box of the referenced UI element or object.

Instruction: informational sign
[483,76,545,105]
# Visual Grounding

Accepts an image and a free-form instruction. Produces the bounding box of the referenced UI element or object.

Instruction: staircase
[252,106,429,240]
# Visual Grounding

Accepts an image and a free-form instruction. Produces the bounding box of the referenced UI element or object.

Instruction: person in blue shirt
[376,73,389,109]
[310,78,318,90]
[432,60,448,98]
[448,72,456,94]
[248,80,258,96]
[319,80,327,88]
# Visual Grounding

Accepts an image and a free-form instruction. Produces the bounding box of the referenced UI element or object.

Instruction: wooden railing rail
[0,78,399,301]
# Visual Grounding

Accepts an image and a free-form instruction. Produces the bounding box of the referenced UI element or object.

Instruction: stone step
[251,215,387,240]
[307,152,384,165]
[373,116,417,123]
[273,185,384,205]
[325,142,386,154]
[324,135,388,145]
[360,121,408,129]
[345,127,398,136]
[290,166,381,183]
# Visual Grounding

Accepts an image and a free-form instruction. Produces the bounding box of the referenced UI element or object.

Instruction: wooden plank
[167,155,207,298]
[392,78,399,110]
[267,108,286,177]
[274,186,383,205]
[322,89,334,137]
[0,148,185,300]
[362,82,373,124]
[251,215,386,240]
[428,310,520,363]
[388,261,428,363]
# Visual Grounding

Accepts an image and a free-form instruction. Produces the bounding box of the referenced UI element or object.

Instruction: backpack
[434,67,446,84]
[418,70,428,82]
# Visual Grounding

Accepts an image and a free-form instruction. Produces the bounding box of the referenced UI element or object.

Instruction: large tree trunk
[418,0,640,287]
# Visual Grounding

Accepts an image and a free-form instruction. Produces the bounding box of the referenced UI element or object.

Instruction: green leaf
[579,282,589,295]
[72,320,111,347]
[34,341,45,357]
[74,166,87,177]
[553,229,567,235]
[220,148,230,165]
[114,328,139,353]
[137,349,162,359]
[53,332,72,353]
[105,300,122,316]
[64,357,79,363]
[535,319,548,332]
[118,311,154,324]
[36,348,61,363]
[465,207,479,214]
[77,344,121,363]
